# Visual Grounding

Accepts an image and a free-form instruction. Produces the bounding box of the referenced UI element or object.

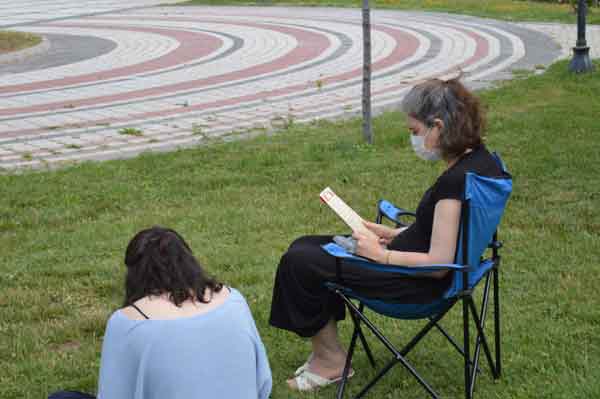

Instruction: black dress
[269,146,502,337]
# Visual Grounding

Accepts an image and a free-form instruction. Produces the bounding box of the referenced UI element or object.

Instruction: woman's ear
[433,118,445,132]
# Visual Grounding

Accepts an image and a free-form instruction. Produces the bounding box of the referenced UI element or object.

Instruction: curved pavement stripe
[0,26,223,95]
[0,33,117,76]
[0,28,244,100]
[0,21,331,116]
[0,22,418,133]
[0,0,184,28]
[0,6,568,170]
[0,25,180,87]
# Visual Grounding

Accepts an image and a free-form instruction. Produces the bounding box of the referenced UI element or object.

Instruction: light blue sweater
[97,288,272,399]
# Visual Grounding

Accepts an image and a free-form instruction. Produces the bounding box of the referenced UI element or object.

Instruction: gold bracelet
[385,250,391,265]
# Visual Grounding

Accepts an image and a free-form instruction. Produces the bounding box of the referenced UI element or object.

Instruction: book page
[319,187,377,238]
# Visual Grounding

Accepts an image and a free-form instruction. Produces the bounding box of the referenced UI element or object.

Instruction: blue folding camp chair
[322,153,512,399]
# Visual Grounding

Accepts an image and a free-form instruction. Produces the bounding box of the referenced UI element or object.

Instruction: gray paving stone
[1,5,588,170]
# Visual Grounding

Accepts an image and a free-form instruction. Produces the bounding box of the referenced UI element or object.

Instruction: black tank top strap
[130,303,150,319]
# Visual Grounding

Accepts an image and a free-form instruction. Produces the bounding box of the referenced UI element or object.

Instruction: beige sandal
[294,353,313,376]
[291,368,355,392]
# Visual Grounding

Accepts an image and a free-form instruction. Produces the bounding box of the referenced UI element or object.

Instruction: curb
[0,35,51,65]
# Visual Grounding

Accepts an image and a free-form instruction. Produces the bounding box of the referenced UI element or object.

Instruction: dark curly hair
[123,226,222,307]
[401,77,485,160]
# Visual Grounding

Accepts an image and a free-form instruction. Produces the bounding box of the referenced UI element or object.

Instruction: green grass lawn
[0,31,41,54]
[180,0,600,24]
[1,60,599,398]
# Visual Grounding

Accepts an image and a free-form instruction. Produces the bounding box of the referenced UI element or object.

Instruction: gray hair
[401,78,484,159]
[401,79,457,130]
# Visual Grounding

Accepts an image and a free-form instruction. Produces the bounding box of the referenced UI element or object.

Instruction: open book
[319,187,377,239]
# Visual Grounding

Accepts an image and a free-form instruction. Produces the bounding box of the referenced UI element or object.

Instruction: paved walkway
[0,4,598,170]
[0,0,182,27]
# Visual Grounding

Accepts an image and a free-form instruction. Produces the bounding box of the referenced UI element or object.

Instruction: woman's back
[97,288,271,399]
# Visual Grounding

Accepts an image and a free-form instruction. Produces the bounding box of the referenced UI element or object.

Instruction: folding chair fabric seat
[323,251,494,320]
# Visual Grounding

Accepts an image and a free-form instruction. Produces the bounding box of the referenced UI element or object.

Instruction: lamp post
[569,0,594,73]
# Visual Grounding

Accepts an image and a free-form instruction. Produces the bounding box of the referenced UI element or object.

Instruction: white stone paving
[1,24,293,104]
[2,26,180,86]
[518,22,600,59]
[0,0,185,27]
[1,5,593,170]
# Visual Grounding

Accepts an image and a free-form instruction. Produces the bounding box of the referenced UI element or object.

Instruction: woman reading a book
[269,77,504,391]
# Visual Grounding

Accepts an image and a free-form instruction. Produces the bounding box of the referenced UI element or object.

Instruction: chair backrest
[447,153,512,297]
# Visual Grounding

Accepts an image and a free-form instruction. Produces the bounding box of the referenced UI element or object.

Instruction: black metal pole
[569,0,594,73]
[362,0,373,143]
[493,265,502,378]
[463,298,472,399]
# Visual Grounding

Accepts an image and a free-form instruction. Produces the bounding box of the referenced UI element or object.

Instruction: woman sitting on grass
[269,77,504,391]
[50,226,271,399]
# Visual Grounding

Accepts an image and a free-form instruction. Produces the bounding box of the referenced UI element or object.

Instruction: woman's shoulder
[442,146,500,180]
[224,288,255,317]
[432,146,500,200]
[227,286,244,300]
[181,287,252,323]
[221,288,263,336]
[101,309,135,341]
[107,308,127,324]
[104,288,252,328]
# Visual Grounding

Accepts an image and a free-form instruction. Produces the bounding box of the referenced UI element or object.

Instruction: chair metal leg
[463,298,472,399]
[354,354,440,399]
[470,273,493,397]
[337,314,360,399]
[338,293,397,355]
[468,299,497,377]
[336,291,440,399]
[332,287,502,399]
[493,266,502,378]
[354,356,440,399]
[354,358,398,399]
[433,320,463,355]
[357,327,376,369]
[338,300,376,398]
[399,305,453,357]
[432,320,482,374]
[356,303,376,368]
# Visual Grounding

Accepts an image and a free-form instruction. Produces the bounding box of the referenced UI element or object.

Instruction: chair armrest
[377,200,416,226]
[321,243,469,276]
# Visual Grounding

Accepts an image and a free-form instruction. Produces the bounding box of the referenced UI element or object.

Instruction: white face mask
[410,127,441,162]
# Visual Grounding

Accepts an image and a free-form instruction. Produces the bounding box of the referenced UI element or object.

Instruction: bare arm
[363,220,409,246]
[353,199,461,278]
